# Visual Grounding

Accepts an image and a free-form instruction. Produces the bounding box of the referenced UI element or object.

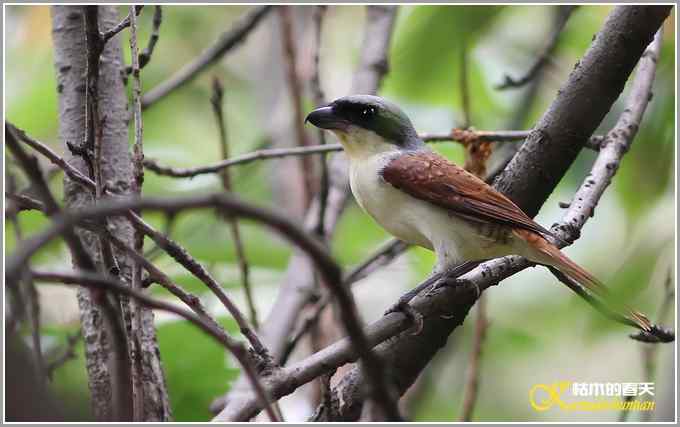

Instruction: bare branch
[46,330,82,380]
[141,5,273,109]
[211,77,258,329]
[496,5,578,90]
[6,175,46,386]
[30,268,280,422]
[126,5,162,73]
[279,5,315,208]
[310,5,330,236]
[144,144,339,177]
[143,130,603,179]
[459,295,488,421]
[494,6,670,217]
[344,239,410,285]
[5,192,46,216]
[459,43,471,128]
[557,30,663,244]
[129,7,144,194]
[125,211,268,356]
[7,122,268,361]
[100,5,143,44]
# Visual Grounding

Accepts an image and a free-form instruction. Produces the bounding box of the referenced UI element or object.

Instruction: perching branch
[141,5,273,109]
[496,5,578,90]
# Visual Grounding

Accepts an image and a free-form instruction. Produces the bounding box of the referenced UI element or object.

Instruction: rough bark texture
[51,5,171,421]
[320,5,671,420]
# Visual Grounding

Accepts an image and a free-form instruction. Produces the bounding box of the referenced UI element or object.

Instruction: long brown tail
[522,231,652,331]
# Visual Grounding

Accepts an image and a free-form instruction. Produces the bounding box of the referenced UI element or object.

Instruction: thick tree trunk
[51,5,171,421]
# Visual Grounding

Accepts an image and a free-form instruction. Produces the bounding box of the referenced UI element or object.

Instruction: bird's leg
[383,261,484,334]
[425,260,485,297]
[383,271,442,335]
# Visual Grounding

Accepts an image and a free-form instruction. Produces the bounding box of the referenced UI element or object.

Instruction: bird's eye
[361,107,376,119]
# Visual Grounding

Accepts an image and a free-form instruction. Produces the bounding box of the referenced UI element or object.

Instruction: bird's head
[305,95,423,160]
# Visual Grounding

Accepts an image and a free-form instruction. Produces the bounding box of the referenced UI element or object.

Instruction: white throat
[332,126,401,162]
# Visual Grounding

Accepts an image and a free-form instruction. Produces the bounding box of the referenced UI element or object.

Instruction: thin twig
[311,5,329,236]
[129,7,145,194]
[281,239,410,365]
[344,239,410,285]
[143,130,603,179]
[7,121,268,358]
[126,5,161,73]
[459,295,488,421]
[125,211,268,356]
[7,175,46,385]
[459,43,471,129]
[100,5,143,44]
[211,77,258,329]
[47,330,83,380]
[496,5,578,90]
[143,213,176,261]
[279,6,315,209]
[458,66,489,422]
[5,191,46,215]
[640,270,674,421]
[141,5,273,109]
[31,269,280,422]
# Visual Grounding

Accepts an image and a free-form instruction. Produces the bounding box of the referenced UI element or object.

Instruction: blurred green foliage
[5,4,675,422]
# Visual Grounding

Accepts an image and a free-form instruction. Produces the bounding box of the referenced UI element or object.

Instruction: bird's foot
[426,276,479,299]
[384,299,424,335]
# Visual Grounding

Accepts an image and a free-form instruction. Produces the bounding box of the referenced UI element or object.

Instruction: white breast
[349,152,437,250]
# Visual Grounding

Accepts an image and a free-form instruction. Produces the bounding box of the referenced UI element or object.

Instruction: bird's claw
[426,276,479,299]
[384,301,424,335]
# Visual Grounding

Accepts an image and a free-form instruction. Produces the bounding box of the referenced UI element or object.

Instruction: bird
[305,94,651,333]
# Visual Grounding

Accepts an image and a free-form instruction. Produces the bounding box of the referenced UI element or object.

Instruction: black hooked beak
[304,105,348,131]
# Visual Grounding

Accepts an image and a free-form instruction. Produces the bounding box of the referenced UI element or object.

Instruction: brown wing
[381,151,553,237]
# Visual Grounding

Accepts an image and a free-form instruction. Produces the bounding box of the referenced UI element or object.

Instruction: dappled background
[5,5,675,422]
